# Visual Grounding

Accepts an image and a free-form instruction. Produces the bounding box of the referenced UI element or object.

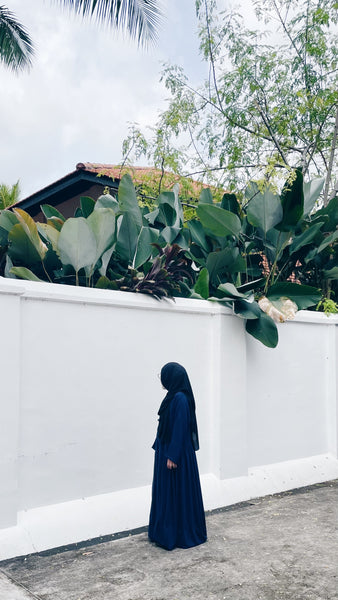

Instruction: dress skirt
[148,392,207,550]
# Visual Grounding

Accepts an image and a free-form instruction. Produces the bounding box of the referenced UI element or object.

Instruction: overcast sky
[1,0,257,199]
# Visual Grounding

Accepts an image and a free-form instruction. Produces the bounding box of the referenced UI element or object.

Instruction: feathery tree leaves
[122,0,338,202]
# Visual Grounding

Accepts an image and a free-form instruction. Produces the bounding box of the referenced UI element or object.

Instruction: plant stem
[41,260,52,283]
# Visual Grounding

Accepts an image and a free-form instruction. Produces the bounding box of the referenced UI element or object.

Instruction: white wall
[0,277,337,559]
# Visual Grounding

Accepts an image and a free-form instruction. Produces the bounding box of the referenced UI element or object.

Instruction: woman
[148,362,207,550]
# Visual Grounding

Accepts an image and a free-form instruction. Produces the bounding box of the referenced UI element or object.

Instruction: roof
[14,163,223,217]
[13,163,120,216]
[77,163,164,181]
[78,163,223,199]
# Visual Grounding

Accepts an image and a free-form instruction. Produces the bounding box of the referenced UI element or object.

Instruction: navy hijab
[157,362,199,451]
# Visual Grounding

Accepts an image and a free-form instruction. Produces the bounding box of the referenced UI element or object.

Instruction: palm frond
[0,180,20,209]
[55,0,162,46]
[0,6,34,71]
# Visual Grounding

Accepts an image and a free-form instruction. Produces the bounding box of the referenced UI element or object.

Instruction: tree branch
[254,100,289,165]
[323,103,338,205]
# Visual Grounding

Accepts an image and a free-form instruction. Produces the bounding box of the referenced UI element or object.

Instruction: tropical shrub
[1,170,337,348]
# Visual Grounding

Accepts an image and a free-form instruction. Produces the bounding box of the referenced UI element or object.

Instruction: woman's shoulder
[172,391,189,406]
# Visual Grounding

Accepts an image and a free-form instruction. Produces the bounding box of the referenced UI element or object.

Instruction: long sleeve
[166,392,190,464]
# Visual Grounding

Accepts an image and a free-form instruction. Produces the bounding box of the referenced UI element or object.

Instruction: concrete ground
[0,481,337,600]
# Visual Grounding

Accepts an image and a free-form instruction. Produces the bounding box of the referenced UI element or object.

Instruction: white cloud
[1,0,200,197]
[0,0,257,198]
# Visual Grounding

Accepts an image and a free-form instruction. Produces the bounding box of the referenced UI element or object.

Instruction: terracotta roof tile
[76,163,171,181]
[76,163,222,197]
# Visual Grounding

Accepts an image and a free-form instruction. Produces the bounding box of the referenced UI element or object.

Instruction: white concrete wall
[0,277,337,559]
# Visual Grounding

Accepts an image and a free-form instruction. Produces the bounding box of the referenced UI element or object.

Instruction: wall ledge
[0,277,233,316]
[1,277,338,323]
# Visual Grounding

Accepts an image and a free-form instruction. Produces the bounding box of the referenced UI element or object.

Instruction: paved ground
[0,481,337,600]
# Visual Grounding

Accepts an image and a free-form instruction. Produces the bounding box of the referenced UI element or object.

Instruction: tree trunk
[323,102,338,206]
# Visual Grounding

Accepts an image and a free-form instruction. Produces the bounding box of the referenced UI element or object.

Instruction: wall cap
[1,277,338,324]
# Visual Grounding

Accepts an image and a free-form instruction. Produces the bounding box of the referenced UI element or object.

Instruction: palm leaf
[56,0,162,45]
[0,180,20,209]
[0,6,34,71]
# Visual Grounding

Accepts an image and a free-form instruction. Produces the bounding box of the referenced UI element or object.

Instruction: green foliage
[2,170,338,348]
[0,181,20,209]
[246,186,282,233]
[194,267,209,299]
[316,297,338,315]
[110,155,224,220]
[196,204,242,238]
[122,0,338,203]
[245,311,279,349]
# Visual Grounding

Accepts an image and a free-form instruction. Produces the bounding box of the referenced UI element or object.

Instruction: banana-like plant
[1,171,337,348]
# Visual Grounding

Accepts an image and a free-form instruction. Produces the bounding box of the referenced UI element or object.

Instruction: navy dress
[148,391,207,550]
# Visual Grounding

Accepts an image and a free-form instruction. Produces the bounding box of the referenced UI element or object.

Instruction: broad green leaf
[57,217,97,273]
[189,243,207,263]
[315,195,338,232]
[95,193,119,212]
[221,193,240,215]
[8,224,41,264]
[237,278,265,293]
[133,226,160,269]
[46,216,64,232]
[323,267,338,280]
[4,255,15,278]
[265,229,291,252]
[159,199,176,226]
[276,169,304,231]
[206,247,246,284]
[0,209,19,232]
[115,213,139,263]
[159,226,181,244]
[194,267,209,299]
[118,174,142,230]
[303,178,325,216]
[267,282,321,309]
[199,188,213,204]
[80,196,95,217]
[245,181,260,202]
[245,311,279,348]
[217,282,249,299]
[157,191,183,228]
[246,188,283,233]
[0,225,8,246]
[96,276,112,289]
[289,222,324,255]
[87,208,116,268]
[317,230,338,253]
[144,208,160,225]
[187,219,209,252]
[10,267,43,282]
[13,208,48,260]
[234,298,261,319]
[304,247,318,263]
[197,204,241,238]
[173,229,190,250]
[38,223,60,253]
[40,204,65,222]
[99,247,114,277]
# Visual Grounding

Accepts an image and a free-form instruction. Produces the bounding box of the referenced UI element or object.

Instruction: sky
[0,0,258,199]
